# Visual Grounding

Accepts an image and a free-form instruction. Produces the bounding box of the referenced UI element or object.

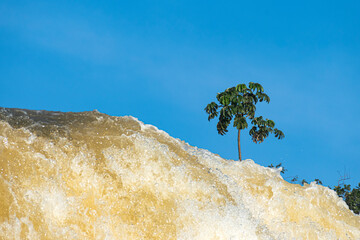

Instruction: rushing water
[0,107,359,239]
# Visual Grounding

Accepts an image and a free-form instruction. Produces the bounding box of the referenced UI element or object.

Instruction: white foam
[0,111,359,239]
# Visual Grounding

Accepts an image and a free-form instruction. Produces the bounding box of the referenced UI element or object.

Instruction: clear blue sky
[1,0,359,187]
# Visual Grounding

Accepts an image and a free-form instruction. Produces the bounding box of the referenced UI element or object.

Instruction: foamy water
[0,108,359,239]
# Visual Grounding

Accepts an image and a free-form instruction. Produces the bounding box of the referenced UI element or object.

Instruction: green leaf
[248,82,255,91]
[216,92,223,102]
[264,93,270,103]
[224,96,230,105]
[266,119,275,128]
[234,116,248,130]
[274,129,285,139]
[236,84,247,93]
[256,92,263,102]
[255,83,264,92]
[208,112,218,121]
[204,102,218,113]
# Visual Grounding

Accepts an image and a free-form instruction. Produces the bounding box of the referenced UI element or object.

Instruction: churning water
[0,108,359,239]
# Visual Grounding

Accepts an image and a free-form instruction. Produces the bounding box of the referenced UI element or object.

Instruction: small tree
[334,184,360,214]
[204,82,284,161]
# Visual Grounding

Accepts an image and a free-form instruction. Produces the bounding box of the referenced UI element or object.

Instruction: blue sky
[1,0,359,187]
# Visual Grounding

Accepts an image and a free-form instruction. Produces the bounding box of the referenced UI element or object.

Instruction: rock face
[0,107,359,239]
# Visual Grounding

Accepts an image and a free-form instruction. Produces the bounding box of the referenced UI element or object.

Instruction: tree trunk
[238,129,242,161]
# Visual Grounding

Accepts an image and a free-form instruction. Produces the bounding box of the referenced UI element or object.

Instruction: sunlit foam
[0,108,359,239]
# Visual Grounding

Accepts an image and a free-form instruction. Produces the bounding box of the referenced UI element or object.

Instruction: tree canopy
[205,82,284,160]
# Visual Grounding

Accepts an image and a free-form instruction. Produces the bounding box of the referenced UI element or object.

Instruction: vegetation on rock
[270,163,359,215]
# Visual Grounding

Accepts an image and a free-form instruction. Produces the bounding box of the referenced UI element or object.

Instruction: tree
[334,184,360,214]
[204,82,284,161]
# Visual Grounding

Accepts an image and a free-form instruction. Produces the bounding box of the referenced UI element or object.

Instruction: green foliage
[204,82,284,142]
[273,163,320,186]
[268,163,287,174]
[269,162,360,215]
[314,179,323,185]
[334,184,360,214]
[301,179,308,185]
